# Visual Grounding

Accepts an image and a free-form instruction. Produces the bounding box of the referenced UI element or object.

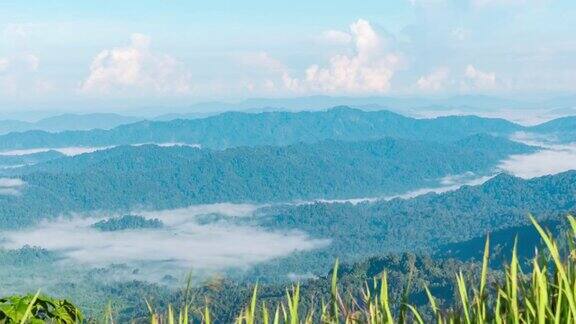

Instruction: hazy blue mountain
[527,116,576,142]
[182,95,525,113]
[33,113,143,132]
[0,107,524,151]
[530,116,576,132]
[0,113,142,135]
[0,120,34,135]
[0,135,532,228]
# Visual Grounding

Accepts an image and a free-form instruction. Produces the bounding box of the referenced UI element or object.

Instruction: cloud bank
[0,143,201,158]
[499,133,576,179]
[297,172,495,205]
[0,177,25,195]
[0,204,329,273]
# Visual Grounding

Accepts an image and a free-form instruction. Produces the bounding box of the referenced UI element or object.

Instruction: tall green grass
[144,215,576,323]
[4,215,576,323]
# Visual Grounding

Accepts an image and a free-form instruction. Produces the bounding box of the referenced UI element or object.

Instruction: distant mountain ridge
[0,107,527,151]
[0,113,142,134]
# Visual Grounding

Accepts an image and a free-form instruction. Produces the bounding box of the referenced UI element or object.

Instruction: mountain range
[0,134,531,228]
[0,107,532,151]
[0,113,143,135]
[0,106,573,153]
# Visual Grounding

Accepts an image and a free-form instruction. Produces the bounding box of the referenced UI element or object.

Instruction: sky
[0,0,575,112]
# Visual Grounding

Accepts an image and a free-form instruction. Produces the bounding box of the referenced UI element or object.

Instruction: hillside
[528,116,576,142]
[246,171,576,278]
[0,135,531,228]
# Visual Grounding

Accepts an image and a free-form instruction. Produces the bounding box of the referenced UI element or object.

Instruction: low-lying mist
[0,142,200,157]
[0,203,329,282]
[500,132,576,178]
[295,172,495,205]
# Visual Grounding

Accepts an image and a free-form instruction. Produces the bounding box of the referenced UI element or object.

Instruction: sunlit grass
[4,215,576,323]
[142,214,576,323]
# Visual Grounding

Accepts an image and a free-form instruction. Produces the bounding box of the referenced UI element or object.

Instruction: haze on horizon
[0,0,575,116]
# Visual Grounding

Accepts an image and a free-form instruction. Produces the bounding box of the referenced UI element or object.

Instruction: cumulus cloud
[283,19,403,94]
[0,53,47,95]
[237,52,287,75]
[0,204,329,275]
[416,68,450,92]
[464,65,497,90]
[0,178,25,196]
[321,30,352,44]
[81,33,191,96]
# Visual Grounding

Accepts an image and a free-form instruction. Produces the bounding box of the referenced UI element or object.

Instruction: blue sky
[0,0,575,111]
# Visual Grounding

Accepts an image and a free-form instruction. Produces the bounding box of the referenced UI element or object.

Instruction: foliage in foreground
[144,215,576,323]
[6,214,576,323]
[0,291,82,323]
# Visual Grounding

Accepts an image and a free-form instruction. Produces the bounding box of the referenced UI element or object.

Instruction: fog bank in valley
[0,203,329,281]
[500,132,576,179]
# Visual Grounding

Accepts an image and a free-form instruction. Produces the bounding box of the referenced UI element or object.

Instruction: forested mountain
[245,171,576,278]
[0,107,524,151]
[436,219,566,265]
[0,135,531,228]
[528,116,576,142]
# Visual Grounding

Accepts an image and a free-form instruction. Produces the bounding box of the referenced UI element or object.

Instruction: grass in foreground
[3,214,576,323]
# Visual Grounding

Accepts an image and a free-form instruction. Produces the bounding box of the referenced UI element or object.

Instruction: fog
[0,177,25,195]
[499,132,576,179]
[297,172,495,205]
[0,143,200,157]
[0,147,109,156]
[0,203,329,279]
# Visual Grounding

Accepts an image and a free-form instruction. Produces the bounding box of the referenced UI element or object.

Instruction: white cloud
[0,143,200,158]
[0,204,329,277]
[499,134,576,179]
[81,33,192,96]
[321,30,352,44]
[237,51,286,73]
[416,68,450,92]
[0,53,46,96]
[284,19,403,94]
[464,65,497,90]
[0,178,25,196]
[295,172,494,205]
